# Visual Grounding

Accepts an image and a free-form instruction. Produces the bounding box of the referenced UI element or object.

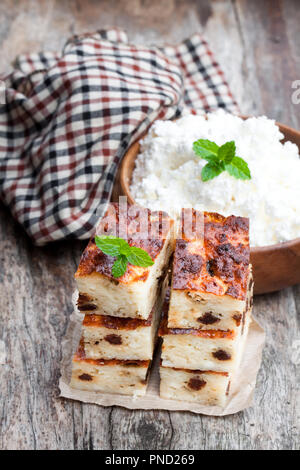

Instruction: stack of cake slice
[70,203,174,396]
[159,209,253,407]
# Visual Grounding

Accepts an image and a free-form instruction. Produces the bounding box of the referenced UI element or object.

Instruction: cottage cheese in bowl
[130,111,300,247]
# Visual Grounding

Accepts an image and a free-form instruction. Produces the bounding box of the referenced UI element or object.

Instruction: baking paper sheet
[59,293,265,416]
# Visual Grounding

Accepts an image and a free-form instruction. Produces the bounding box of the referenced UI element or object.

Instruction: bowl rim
[120,115,300,253]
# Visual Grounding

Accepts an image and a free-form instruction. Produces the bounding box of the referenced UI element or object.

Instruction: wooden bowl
[116,120,300,295]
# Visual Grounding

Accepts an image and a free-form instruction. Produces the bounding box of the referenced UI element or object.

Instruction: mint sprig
[95,235,154,278]
[193,139,251,181]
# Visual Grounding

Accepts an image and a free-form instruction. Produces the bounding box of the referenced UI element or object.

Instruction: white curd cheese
[130,110,300,247]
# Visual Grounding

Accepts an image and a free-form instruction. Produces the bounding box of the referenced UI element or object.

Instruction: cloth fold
[0,29,237,245]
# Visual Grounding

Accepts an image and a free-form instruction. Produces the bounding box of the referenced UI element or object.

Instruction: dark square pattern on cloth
[0,29,238,245]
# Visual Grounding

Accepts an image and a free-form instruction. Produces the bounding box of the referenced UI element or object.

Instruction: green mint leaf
[193,139,219,160]
[111,255,128,278]
[118,243,132,257]
[127,247,154,268]
[200,153,220,165]
[201,163,224,182]
[193,137,251,182]
[218,141,235,163]
[95,235,127,256]
[95,235,155,277]
[225,156,251,180]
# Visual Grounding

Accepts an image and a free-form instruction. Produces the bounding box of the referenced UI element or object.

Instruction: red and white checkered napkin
[0,29,238,245]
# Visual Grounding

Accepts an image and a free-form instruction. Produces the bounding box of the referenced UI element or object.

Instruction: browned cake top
[83,312,152,330]
[158,299,234,339]
[172,209,250,300]
[75,203,173,284]
[73,340,150,368]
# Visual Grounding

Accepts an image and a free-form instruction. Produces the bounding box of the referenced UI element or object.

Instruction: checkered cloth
[0,29,238,245]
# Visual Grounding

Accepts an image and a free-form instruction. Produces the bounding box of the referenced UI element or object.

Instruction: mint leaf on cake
[95,235,154,278]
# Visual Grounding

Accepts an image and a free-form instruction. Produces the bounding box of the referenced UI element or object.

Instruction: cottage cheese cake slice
[168,210,251,330]
[159,303,251,374]
[81,276,167,361]
[159,310,251,407]
[75,203,174,320]
[160,273,252,373]
[70,342,151,396]
[160,366,230,407]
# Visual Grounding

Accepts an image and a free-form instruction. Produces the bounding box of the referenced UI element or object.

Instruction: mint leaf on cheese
[225,156,251,180]
[201,163,224,182]
[193,138,251,181]
[193,139,219,159]
[218,141,236,163]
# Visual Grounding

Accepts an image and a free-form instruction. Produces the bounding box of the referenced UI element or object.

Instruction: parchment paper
[59,293,265,416]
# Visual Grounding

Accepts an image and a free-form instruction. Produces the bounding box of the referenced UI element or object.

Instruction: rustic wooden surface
[0,0,299,450]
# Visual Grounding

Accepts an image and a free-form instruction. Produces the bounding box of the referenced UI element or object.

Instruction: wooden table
[0,0,299,450]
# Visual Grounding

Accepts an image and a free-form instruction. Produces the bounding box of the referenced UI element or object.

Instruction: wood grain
[0,0,299,450]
